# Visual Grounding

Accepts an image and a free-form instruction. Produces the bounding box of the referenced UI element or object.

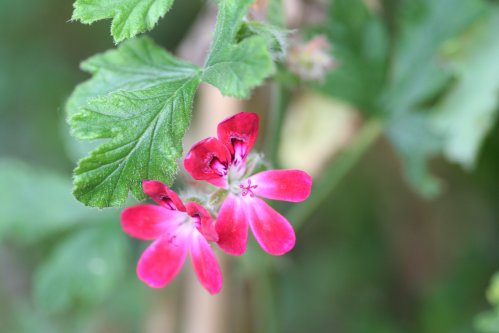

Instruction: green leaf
[0,159,99,244]
[385,0,485,111]
[72,0,174,43]
[203,0,275,98]
[68,37,201,207]
[383,0,486,197]
[432,11,499,169]
[67,36,195,117]
[33,223,129,313]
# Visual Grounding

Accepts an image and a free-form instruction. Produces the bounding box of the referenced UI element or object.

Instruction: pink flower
[120,180,222,294]
[184,112,312,256]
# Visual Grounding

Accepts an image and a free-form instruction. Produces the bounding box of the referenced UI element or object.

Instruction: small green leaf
[204,36,275,98]
[72,0,174,43]
[203,0,275,98]
[34,223,129,313]
[68,37,201,207]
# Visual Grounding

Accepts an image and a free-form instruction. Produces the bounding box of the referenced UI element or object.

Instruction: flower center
[210,157,228,176]
[239,179,258,197]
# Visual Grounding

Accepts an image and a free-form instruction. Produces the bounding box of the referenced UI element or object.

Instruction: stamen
[239,179,258,197]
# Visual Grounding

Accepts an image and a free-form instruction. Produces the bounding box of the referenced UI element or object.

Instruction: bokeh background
[1,0,499,332]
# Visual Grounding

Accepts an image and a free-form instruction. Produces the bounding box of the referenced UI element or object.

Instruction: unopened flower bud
[287,35,336,82]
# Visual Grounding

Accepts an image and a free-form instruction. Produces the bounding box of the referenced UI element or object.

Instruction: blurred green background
[1,0,499,332]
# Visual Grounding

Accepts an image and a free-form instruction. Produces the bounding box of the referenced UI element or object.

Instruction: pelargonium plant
[121,180,222,294]
[121,112,312,293]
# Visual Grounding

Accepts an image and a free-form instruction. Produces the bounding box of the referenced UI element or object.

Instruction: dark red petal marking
[142,180,186,211]
[249,170,312,202]
[249,198,296,255]
[184,137,231,185]
[215,194,249,256]
[186,201,218,242]
[120,204,185,240]
[189,230,223,294]
[217,112,259,166]
[137,235,188,288]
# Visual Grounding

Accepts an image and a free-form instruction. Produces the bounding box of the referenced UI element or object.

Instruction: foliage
[433,12,499,169]
[72,0,175,43]
[318,0,498,198]
[68,0,275,207]
[34,223,129,312]
[0,159,96,243]
[0,159,125,314]
[68,37,201,207]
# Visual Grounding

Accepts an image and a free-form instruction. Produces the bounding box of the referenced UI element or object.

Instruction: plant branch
[287,119,383,229]
[266,82,289,168]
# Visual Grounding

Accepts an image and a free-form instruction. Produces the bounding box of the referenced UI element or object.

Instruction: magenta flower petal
[249,170,312,202]
[215,194,249,256]
[137,234,189,288]
[249,198,296,255]
[121,204,185,240]
[142,180,186,211]
[217,112,259,166]
[186,201,218,242]
[189,230,223,294]
[184,137,231,187]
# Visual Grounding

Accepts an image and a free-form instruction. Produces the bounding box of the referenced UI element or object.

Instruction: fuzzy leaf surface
[72,0,174,43]
[203,0,275,98]
[69,37,201,207]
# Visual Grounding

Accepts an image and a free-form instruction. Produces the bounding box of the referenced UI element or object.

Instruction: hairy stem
[287,119,383,229]
[266,83,289,168]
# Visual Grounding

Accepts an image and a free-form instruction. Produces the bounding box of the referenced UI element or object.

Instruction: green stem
[266,83,289,168]
[254,265,279,333]
[287,119,383,229]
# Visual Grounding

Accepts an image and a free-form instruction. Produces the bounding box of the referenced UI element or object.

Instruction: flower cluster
[121,112,312,294]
